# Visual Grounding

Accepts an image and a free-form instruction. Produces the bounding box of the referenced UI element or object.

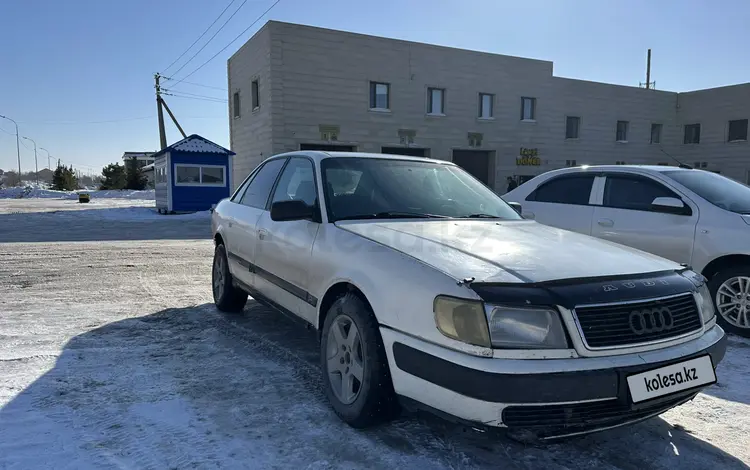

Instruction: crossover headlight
[486,306,568,349]
[434,296,491,347]
[696,282,716,324]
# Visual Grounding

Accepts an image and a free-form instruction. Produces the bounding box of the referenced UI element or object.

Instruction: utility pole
[40,147,52,170]
[0,114,22,185]
[22,136,39,186]
[640,49,656,90]
[155,73,167,150]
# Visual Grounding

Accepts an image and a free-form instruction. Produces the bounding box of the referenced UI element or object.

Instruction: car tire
[212,243,248,313]
[320,292,398,428]
[708,264,750,338]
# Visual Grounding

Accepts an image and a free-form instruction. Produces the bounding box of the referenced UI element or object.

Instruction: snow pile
[0,187,155,200]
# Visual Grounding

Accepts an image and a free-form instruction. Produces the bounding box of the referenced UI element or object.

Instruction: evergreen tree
[125,157,148,190]
[51,165,78,191]
[100,163,127,190]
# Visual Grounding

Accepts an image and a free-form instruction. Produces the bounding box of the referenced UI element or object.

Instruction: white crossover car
[503,165,750,338]
[211,152,726,439]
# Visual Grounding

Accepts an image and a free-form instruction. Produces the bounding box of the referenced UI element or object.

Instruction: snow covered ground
[0,187,155,200]
[0,198,749,469]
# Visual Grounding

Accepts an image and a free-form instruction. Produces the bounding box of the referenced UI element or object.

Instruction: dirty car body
[210,151,726,439]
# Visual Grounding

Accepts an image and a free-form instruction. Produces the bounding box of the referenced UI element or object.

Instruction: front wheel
[320,293,398,428]
[212,243,248,313]
[708,265,750,338]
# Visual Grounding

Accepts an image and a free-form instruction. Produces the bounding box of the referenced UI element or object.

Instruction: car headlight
[434,296,491,348]
[486,306,569,349]
[696,282,716,324]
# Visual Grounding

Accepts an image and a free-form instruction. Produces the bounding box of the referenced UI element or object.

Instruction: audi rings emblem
[629,307,674,335]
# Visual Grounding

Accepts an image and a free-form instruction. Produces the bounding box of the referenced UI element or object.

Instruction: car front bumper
[381,325,727,438]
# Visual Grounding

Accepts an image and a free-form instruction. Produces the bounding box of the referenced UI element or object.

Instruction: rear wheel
[708,265,750,338]
[212,244,248,313]
[320,293,398,428]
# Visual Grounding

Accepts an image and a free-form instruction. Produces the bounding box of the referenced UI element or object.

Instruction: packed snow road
[0,198,749,469]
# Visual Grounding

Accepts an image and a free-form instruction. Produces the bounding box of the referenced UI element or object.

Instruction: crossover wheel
[212,243,248,313]
[709,265,750,338]
[320,293,398,428]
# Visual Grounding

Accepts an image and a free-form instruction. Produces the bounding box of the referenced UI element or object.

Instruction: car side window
[604,175,678,211]
[528,175,595,205]
[231,170,257,202]
[271,157,317,207]
[239,158,286,209]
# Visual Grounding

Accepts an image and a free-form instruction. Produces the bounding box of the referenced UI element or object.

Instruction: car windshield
[321,157,522,221]
[663,170,750,214]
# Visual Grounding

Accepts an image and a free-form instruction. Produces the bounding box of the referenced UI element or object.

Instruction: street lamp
[22,136,39,186]
[39,147,52,170]
[0,114,22,186]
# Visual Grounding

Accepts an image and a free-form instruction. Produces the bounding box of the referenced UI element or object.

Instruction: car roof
[540,164,690,177]
[269,151,455,166]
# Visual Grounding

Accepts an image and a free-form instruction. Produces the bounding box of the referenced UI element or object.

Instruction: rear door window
[528,175,595,205]
[239,158,286,209]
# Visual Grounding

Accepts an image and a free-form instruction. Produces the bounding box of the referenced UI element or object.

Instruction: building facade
[122,151,156,168]
[228,21,750,192]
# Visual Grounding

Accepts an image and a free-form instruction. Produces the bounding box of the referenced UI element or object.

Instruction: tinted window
[272,157,317,207]
[321,158,521,221]
[530,176,594,205]
[239,158,286,209]
[604,175,677,211]
[664,170,750,214]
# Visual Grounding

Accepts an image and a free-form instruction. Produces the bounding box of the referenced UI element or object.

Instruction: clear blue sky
[1,0,748,174]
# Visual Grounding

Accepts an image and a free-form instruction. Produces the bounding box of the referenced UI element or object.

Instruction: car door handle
[258,229,268,240]
[597,218,614,227]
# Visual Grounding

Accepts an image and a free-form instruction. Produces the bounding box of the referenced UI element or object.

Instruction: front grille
[573,293,702,349]
[502,392,695,432]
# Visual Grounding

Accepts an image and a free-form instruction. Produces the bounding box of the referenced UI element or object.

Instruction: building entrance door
[452,150,493,186]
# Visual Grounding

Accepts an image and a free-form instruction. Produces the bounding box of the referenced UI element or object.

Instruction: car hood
[336,220,681,284]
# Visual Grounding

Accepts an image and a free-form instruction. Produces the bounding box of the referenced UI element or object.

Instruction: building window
[233,92,241,118]
[615,161,627,165]
[175,164,226,186]
[428,88,445,114]
[616,121,629,142]
[650,123,662,144]
[684,123,701,144]
[565,116,580,139]
[369,82,390,110]
[521,97,536,121]
[251,80,260,110]
[694,162,708,169]
[478,93,493,118]
[728,119,748,142]
[565,160,577,167]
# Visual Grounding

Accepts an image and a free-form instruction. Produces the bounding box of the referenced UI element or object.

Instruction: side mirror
[270,200,313,221]
[507,201,523,216]
[651,197,690,215]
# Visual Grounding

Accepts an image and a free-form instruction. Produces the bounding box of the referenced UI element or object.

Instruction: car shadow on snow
[0,302,747,469]
[0,208,210,243]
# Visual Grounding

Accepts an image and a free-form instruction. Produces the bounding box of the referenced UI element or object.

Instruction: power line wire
[169,0,281,87]
[0,126,14,135]
[163,89,226,100]
[164,78,227,92]
[162,0,237,74]
[18,116,154,125]
[164,92,228,103]
[167,0,251,79]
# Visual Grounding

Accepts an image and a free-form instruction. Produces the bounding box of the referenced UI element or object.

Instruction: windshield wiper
[336,211,448,221]
[460,213,502,218]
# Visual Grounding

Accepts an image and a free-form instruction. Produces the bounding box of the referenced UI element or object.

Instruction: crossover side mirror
[507,201,523,216]
[651,197,691,215]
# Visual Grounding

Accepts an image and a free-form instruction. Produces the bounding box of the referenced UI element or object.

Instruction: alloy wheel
[716,276,750,329]
[326,314,365,405]
[213,253,225,300]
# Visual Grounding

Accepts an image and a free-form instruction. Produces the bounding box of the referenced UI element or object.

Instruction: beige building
[227,21,750,192]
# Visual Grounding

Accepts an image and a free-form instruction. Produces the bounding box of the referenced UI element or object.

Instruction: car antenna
[659,148,693,169]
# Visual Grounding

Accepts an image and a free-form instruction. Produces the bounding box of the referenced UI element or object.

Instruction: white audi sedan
[211,152,726,439]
